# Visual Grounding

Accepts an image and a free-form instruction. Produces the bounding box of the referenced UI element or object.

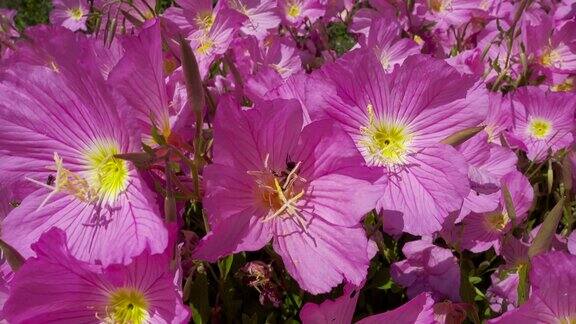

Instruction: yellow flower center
[429,0,450,12]
[379,52,392,71]
[25,139,128,208]
[551,77,574,92]
[67,7,84,21]
[484,211,510,232]
[84,139,129,203]
[559,317,576,324]
[528,118,552,140]
[359,104,413,167]
[228,0,248,14]
[107,288,149,324]
[195,12,215,30]
[541,48,561,67]
[287,3,301,18]
[142,10,155,20]
[248,156,307,227]
[197,37,214,55]
[413,35,424,45]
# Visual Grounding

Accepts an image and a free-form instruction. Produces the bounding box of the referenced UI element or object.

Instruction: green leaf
[469,276,482,285]
[0,239,24,271]
[241,313,258,324]
[502,184,517,222]
[179,36,206,117]
[459,256,476,304]
[189,268,210,324]
[218,255,234,280]
[517,263,530,305]
[440,126,485,147]
[528,197,566,259]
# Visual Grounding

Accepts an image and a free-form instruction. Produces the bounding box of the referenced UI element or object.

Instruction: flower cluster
[0,0,575,323]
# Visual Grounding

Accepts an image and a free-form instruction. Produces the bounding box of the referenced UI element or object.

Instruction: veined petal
[273,217,376,294]
[379,144,470,235]
[193,209,273,262]
[2,173,168,266]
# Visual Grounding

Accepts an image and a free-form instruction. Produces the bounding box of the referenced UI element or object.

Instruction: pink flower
[458,131,517,194]
[300,283,435,324]
[360,16,421,72]
[525,16,576,78]
[569,231,576,255]
[451,129,516,224]
[418,0,485,31]
[163,0,224,35]
[93,0,157,33]
[50,0,88,31]
[300,283,360,324]
[507,87,576,162]
[3,228,188,323]
[487,238,529,312]
[164,0,246,76]
[356,293,436,323]
[316,53,484,235]
[108,20,174,139]
[0,36,168,266]
[391,239,461,302]
[192,98,380,294]
[488,251,576,323]
[193,12,246,77]
[278,0,325,26]
[484,93,514,144]
[460,171,533,253]
[227,0,281,40]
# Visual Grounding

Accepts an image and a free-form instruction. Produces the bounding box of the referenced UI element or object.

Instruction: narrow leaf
[179,36,205,117]
[121,9,143,28]
[189,267,210,324]
[0,239,25,271]
[517,262,530,305]
[528,197,566,259]
[441,126,485,146]
[502,184,517,222]
[218,255,234,280]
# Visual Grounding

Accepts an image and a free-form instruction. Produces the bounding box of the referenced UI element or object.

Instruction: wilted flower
[238,261,281,307]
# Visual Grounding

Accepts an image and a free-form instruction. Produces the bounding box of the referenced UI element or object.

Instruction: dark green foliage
[1,0,52,31]
[327,21,356,56]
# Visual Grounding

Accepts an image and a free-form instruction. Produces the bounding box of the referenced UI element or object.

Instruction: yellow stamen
[195,12,215,30]
[25,153,98,208]
[107,288,149,324]
[559,317,576,324]
[359,104,413,167]
[541,48,561,67]
[67,7,84,21]
[287,3,301,18]
[484,211,509,232]
[84,139,129,203]
[551,77,574,92]
[197,37,214,55]
[429,0,448,12]
[249,157,307,227]
[528,118,552,140]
